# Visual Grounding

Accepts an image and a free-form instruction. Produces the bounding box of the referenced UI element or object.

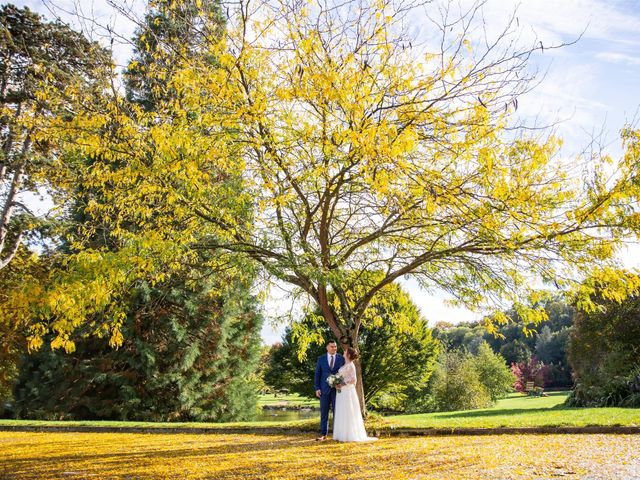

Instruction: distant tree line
[432,297,574,389]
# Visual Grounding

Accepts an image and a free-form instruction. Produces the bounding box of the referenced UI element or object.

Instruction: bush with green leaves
[406,342,514,413]
[567,286,640,408]
[430,350,492,411]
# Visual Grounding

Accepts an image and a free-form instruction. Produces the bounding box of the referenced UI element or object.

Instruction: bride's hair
[345,347,359,361]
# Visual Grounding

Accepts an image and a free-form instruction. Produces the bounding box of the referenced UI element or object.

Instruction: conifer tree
[14,0,263,422]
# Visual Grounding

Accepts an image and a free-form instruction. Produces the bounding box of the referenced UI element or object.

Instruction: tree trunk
[0,163,25,258]
[347,333,367,418]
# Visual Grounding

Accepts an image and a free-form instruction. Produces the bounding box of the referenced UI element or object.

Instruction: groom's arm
[314,357,322,397]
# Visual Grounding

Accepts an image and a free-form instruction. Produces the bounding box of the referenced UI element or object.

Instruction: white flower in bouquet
[327,374,344,390]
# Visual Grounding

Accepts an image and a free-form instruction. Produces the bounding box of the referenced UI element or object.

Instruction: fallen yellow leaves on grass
[1,432,639,479]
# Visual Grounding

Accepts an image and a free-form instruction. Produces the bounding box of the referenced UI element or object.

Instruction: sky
[12,0,640,344]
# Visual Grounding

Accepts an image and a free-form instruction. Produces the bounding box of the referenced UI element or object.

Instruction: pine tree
[13,0,264,422]
[14,273,263,421]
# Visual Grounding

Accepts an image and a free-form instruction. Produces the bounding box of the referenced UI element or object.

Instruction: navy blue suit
[314,353,345,436]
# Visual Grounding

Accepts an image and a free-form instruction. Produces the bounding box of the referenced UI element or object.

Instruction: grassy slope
[1,392,639,431]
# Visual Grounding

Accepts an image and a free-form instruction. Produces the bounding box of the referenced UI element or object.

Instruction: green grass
[382,391,640,429]
[1,392,639,431]
[0,417,319,430]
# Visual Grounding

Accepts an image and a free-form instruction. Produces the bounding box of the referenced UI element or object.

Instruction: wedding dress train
[332,361,377,442]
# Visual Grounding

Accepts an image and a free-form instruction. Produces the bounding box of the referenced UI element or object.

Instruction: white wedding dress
[332,361,377,442]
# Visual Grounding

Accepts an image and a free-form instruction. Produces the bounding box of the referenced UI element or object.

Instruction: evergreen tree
[125,0,225,110]
[1,3,110,416]
[14,274,263,421]
[13,0,264,422]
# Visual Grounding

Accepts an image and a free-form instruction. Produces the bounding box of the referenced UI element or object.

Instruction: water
[255,408,319,422]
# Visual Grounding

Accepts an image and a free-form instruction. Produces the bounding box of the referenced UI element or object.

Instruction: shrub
[567,286,640,407]
[567,365,640,408]
[405,342,514,413]
[474,342,515,401]
[430,350,492,412]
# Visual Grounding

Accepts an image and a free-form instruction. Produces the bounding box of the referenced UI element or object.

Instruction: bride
[332,347,378,442]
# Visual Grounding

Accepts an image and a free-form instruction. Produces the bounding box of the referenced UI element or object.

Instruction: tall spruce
[13,0,264,421]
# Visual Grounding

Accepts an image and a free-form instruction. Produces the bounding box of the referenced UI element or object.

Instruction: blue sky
[14,0,640,344]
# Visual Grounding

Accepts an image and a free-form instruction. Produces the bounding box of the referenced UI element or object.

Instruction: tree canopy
[3,0,640,411]
[0,4,111,271]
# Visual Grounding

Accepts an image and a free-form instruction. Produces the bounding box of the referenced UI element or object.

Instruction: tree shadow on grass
[433,405,573,420]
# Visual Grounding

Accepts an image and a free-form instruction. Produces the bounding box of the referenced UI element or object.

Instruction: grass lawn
[383,391,640,429]
[2,431,639,479]
[1,392,639,432]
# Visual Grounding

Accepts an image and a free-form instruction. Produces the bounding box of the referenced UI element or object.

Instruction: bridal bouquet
[327,374,344,390]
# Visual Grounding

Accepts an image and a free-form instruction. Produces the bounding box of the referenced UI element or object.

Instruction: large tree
[0,4,110,407]
[0,4,110,270]
[10,0,640,413]
[19,0,261,421]
[567,271,640,407]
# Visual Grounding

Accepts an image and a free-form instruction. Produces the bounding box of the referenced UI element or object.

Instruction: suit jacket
[314,353,345,394]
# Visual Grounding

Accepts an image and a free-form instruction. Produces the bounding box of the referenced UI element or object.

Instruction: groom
[314,340,345,441]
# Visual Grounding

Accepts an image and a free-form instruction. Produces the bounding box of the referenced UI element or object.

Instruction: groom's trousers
[319,388,337,436]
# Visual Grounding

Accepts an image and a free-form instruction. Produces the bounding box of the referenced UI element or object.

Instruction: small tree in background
[430,350,492,412]
[511,357,550,393]
[474,342,515,402]
[406,343,513,413]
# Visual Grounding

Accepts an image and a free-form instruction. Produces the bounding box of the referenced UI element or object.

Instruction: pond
[253,408,394,422]
[254,408,319,422]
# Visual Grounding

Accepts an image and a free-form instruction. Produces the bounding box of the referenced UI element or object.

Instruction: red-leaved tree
[511,357,550,392]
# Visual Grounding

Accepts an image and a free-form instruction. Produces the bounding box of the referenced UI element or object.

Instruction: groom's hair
[326,340,337,346]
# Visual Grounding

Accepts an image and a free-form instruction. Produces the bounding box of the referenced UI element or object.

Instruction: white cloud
[596,51,640,66]
[479,0,640,46]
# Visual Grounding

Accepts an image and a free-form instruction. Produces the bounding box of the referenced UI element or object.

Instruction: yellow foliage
[10,0,640,347]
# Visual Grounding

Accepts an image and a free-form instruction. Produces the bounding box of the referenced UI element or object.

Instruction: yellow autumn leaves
[2,431,639,479]
[5,0,640,351]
